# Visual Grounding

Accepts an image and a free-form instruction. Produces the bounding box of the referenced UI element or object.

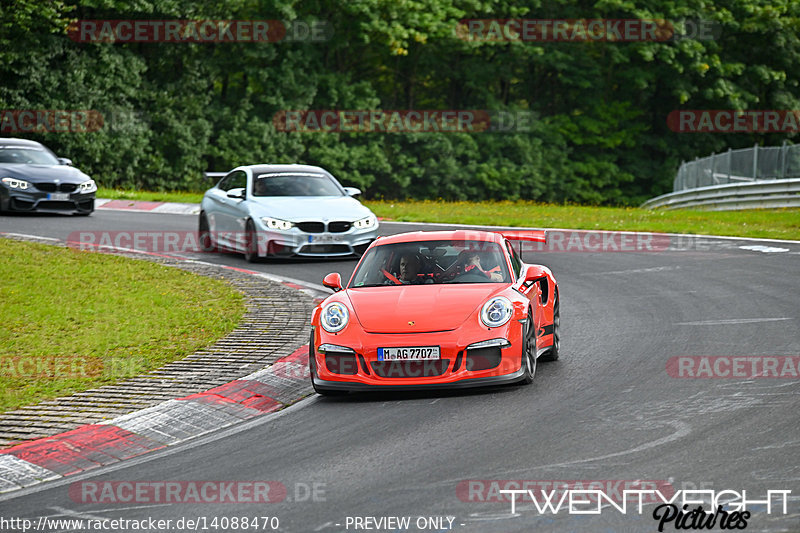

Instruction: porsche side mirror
[58,157,73,166]
[524,264,548,283]
[226,188,245,200]
[323,272,343,292]
[343,187,361,197]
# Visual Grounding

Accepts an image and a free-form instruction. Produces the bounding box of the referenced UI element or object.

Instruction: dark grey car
[0,138,96,215]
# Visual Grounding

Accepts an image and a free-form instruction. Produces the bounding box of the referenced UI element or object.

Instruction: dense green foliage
[2,1,799,204]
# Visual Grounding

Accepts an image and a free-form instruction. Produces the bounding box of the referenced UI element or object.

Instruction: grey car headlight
[321,302,349,333]
[1,177,31,190]
[262,217,294,231]
[79,180,97,193]
[480,296,513,328]
[353,215,377,229]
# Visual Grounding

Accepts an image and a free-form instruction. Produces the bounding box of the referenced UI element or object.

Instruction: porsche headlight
[321,302,349,333]
[480,296,513,328]
[262,217,294,231]
[1,177,30,190]
[353,215,377,229]
[79,179,97,193]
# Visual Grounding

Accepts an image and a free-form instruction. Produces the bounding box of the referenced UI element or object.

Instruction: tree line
[2,0,798,205]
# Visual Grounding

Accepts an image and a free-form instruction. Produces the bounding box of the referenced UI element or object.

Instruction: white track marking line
[739,245,790,253]
[675,317,793,326]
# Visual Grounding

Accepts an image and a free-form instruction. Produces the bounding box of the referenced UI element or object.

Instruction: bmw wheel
[243,219,260,263]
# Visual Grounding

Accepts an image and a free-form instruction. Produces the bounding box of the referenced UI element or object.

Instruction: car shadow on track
[315,384,523,404]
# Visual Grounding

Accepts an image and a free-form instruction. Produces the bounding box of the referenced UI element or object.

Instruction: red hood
[346,284,506,333]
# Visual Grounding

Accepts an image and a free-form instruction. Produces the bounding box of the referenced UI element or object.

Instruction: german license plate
[48,193,70,201]
[309,234,343,243]
[377,346,440,361]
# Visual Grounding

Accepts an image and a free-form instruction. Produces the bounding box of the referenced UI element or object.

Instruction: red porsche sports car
[309,230,560,394]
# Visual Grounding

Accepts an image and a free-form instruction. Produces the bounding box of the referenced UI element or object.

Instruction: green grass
[364,200,800,240]
[96,188,800,240]
[98,187,205,204]
[0,239,245,412]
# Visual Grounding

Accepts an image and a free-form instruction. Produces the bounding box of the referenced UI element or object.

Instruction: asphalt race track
[1,209,799,532]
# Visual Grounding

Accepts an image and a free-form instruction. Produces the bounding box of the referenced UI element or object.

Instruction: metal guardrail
[641,178,800,211]
[674,142,800,191]
[205,171,226,179]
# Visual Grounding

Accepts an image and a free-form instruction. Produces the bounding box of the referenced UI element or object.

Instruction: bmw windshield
[350,240,511,287]
[0,146,59,165]
[252,172,344,197]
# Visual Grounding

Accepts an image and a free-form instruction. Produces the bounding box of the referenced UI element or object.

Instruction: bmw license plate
[377,346,440,361]
[309,234,343,243]
[47,193,70,201]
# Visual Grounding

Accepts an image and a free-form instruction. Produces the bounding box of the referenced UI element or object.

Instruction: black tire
[540,290,560,362]
[243,219,260,263]
[309,331,348,396]
[198,213,213,251]
[520,314,537,384]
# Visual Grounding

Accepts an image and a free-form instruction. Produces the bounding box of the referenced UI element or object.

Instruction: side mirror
[322,272,343,292]
[58,157,73,166]
[523,264,548,283]
[514,264,548,293]
[226,187,245,200]
[343,187,361,197]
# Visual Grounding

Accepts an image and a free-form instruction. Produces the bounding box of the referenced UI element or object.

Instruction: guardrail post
[781,140,788,179]
[727,148,732,184]
[752,143,758,179]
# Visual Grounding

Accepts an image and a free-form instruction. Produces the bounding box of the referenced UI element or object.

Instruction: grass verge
[0,239,245,413]
[98,187,205,204]
[95,189,799,240]
[364,200,800,240]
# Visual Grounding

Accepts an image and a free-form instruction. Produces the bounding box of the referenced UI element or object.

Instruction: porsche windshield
[252,172,343,197]
[350,240,511,287]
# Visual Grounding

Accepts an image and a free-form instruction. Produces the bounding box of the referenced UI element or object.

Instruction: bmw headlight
[262,217,294,231]
[353,215,377,229]
[1,177,30,190]
[480,296,513,328]
[321,302,349,333]
[79,179,97,193]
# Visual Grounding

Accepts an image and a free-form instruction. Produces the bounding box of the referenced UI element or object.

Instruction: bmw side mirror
[58,157,73,166]
[226,188,245,200]
[323,272,343,292]
[343,187,361,197]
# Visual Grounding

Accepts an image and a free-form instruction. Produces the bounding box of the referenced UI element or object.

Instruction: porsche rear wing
[499,230,547,261]
[500,230,547,244]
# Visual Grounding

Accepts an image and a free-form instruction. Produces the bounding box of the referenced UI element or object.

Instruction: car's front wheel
[243,219,260,263]
[198,212,212,251]
[521,313,537,384]
[540,290,560,361]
